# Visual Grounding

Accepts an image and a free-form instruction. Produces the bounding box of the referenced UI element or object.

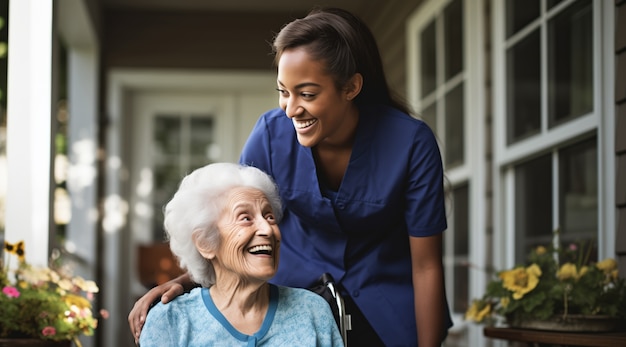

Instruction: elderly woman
[138,163,343,346]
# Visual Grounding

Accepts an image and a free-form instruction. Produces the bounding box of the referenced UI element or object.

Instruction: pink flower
[2,286,20,298]
[42,326,56,336]
[569,243,577,251]
[99,309,110,319]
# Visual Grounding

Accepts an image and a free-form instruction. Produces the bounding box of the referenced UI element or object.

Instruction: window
[495,0,603,265]
[151,115,216,240]
[409,0,485,325]
[412,0,469,315]
[513,138,597,263]
[505,0,593,145]
[415,0,465,169]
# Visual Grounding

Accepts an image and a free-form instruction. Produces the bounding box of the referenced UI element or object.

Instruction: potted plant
[1,240,108,346]
[466,238,626,332]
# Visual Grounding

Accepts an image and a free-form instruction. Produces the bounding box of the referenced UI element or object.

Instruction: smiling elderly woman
[138,163,343,346]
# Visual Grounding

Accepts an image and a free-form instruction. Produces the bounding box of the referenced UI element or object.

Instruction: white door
[130,92,237,245]
[104,70,276,346]
[128,91,241,297]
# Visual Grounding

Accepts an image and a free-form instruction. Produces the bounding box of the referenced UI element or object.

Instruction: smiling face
[276,46,362,148]
[202,187,281,285]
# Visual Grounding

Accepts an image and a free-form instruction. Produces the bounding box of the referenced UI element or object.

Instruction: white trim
[5,0,53,267]
[108,68,276,91]
[495,115,597,166]
[465,0,487,345]
[598,0,615,259]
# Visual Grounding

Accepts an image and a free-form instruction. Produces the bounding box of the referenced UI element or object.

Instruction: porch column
[5,0,54,267]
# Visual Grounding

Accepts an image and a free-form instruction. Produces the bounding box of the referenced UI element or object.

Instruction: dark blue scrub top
[240,104,452,346]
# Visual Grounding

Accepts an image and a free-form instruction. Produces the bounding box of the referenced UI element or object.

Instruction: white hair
[164,163,282,287]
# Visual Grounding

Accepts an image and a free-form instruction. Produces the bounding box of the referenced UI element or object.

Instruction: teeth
[294,119,317,129]
[248,245,273,254]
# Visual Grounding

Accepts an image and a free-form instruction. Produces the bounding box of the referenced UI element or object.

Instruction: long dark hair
[272,7,411,114]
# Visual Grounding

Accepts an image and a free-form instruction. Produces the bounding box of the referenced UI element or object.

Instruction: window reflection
[154,116,181,155]
[515,154,552,263]
[505,0,540,38]
[151,115,215,240]
[444,0,463,80]
[548,0,593,127]
[559,137,597,250]
[507,30,541,144]
[445,83,464,168]
[420,20,437,98]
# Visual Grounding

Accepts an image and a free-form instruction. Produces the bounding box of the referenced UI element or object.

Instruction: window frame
[491,0,615,270]
[407,0,486,341]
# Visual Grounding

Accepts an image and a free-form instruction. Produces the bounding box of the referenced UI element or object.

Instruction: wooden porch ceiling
[99,0,371,16]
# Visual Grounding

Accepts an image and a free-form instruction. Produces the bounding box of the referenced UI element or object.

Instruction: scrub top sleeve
[239,113,273,175]
[405,122,447,237]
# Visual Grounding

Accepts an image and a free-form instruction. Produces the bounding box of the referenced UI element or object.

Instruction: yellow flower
[4,240,25,262]
[500,297,510,308]
[611,269,619,280]
[465,300,491,322]
[596,258,617,273]
[557,263,587,281]
[579,266,589,277]
[535,246,547,255]
[63,293,92,310]
[499,264,542,300]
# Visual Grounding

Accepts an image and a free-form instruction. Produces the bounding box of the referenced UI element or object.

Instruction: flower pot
[0,339,71,347]
[508,314,624,332]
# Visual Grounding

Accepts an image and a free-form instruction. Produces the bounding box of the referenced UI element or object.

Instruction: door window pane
[189,116,214,157]
[420,20,437,98]
[548,0,593,127]
[154,116,181,155]
[515,154,552,263]
[559,138,597,249]
[505,0,540,38]
[444,0,463,80]
[507,30,540,144]
[151,115,215,240]
[445,83,464,168]
[152,163,181,240]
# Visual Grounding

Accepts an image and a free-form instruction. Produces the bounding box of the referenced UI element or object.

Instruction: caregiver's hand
[128,273,190,344]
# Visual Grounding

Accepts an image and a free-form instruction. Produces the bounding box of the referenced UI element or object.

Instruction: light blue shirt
[139,284,343,346]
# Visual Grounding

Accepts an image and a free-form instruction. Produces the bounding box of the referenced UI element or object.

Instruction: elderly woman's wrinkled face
[212,187,281,283]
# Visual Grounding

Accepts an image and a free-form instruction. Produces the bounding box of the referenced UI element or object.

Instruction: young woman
[130,8,452,346]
